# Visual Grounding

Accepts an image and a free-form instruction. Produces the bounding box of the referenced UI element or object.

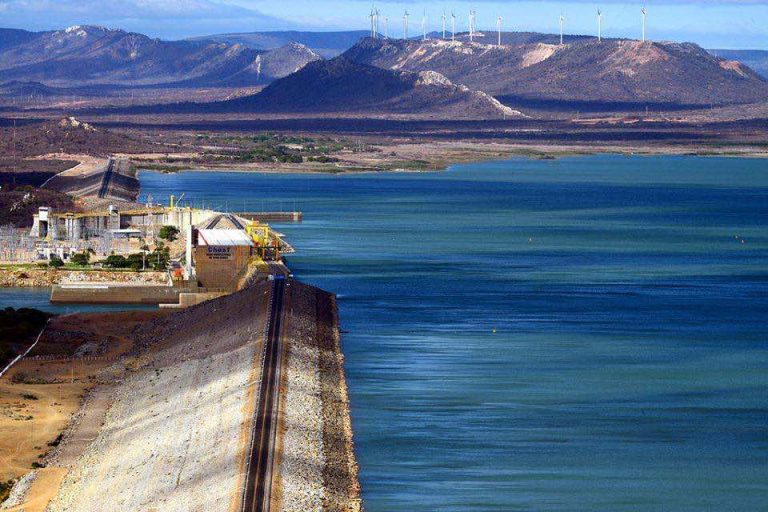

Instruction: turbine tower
[451,11,456,41]
[497,16,503,46]
[422,10,427,41]
[403,10,409,39]
[370,7,376,38]
[469,9,476,42]
[384,16,389,38]
[559,14,565,45]
[441,11,447,39]
[597,9,603,42]
[641,7,647,42]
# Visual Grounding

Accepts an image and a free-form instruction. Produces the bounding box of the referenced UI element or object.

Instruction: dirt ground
[0,311,165,508]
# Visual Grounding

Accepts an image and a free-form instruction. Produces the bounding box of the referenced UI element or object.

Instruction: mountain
[0,28,37,51]
[173,57,523,119]
[0,26,319,87]
[187,31,370,58]
[709,49,768,79]
[213,43,321,87]
[344,35,768,108]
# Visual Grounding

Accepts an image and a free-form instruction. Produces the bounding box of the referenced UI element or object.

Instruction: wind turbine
[641,7,647,42]
[403,10,409,39]
[441,11,447,39]
[369,7,377,38]
[497,16,503,46]
[597,9,603,42]
[559,14,565,45]
[469,9,476,42]
[422,10,427,41]
[451,11,456,41]
[384,16,389,38]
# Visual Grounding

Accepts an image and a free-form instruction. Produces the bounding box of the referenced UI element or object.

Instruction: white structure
[441,11,447,39]
[641,7,647,42]
[422,10,427,40]
[559,15,565,45]
[469,9,476,42]
[497,16,503,46]
[384,16,389,38]
[403,10,409,39]
[597,10,603,42]
[451,11,456,41]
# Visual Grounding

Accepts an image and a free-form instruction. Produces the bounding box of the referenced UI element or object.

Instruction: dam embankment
[3,279,360,512]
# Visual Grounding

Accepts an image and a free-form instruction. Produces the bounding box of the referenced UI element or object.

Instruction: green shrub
[158,225,179,242]
[48,255,64,268]
[103,255,128,268]
[70,252,90,266]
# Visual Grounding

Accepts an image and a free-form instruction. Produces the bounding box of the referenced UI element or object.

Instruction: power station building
[30,205,217,241]
[194,229,255,290]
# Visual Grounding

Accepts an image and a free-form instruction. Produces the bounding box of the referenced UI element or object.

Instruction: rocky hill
[206,57,523,119]
[0,26,319,87]
[710,49,768,79]
[188,30,370,58]
[344,35,768,108]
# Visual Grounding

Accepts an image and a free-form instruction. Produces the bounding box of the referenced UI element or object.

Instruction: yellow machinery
[246,222,272,259]
[169,193,185,209]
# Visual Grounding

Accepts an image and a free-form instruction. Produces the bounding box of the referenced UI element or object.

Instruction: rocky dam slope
[3,280,360,512]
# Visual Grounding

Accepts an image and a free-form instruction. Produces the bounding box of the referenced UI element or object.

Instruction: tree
[70,252,90,266]
[158,225,180,242]
[48,255,64,268]
[103,254,128,268]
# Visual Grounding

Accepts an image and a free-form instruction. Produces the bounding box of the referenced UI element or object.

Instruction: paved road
[242,277,286,512]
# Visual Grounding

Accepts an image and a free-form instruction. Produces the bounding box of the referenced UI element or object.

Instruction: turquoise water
[6,155,767,510]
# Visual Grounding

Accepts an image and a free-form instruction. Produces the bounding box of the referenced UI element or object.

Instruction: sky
[0,0,767,49]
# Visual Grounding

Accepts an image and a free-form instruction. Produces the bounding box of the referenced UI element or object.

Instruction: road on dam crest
[242,276,287,512]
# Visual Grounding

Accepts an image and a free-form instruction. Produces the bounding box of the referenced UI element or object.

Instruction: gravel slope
[46,284,268,512]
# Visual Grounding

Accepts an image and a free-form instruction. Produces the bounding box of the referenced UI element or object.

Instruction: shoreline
[132,143,768,178]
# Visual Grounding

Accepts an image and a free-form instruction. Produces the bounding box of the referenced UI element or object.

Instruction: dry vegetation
[0,311,165,503]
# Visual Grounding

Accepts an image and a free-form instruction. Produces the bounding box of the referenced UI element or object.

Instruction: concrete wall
[195,245,252,290]
[50,284,184,304]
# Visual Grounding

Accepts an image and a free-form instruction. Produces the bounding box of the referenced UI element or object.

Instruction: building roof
[197,229,254,247]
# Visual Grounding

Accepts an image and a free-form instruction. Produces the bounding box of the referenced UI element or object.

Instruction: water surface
[24,155,768,510]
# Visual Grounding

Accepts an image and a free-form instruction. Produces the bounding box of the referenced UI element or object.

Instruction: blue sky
[0,0,767,49]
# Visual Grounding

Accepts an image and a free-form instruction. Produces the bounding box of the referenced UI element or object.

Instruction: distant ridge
[344,35,768,108]
[0,26,319,87]
[187,30,370,58]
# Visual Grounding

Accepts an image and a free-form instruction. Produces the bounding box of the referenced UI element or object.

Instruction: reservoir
[5,155,767,510]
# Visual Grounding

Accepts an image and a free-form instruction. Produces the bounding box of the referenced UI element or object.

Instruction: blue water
[10,154,768,510]
[0,288,154,314]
